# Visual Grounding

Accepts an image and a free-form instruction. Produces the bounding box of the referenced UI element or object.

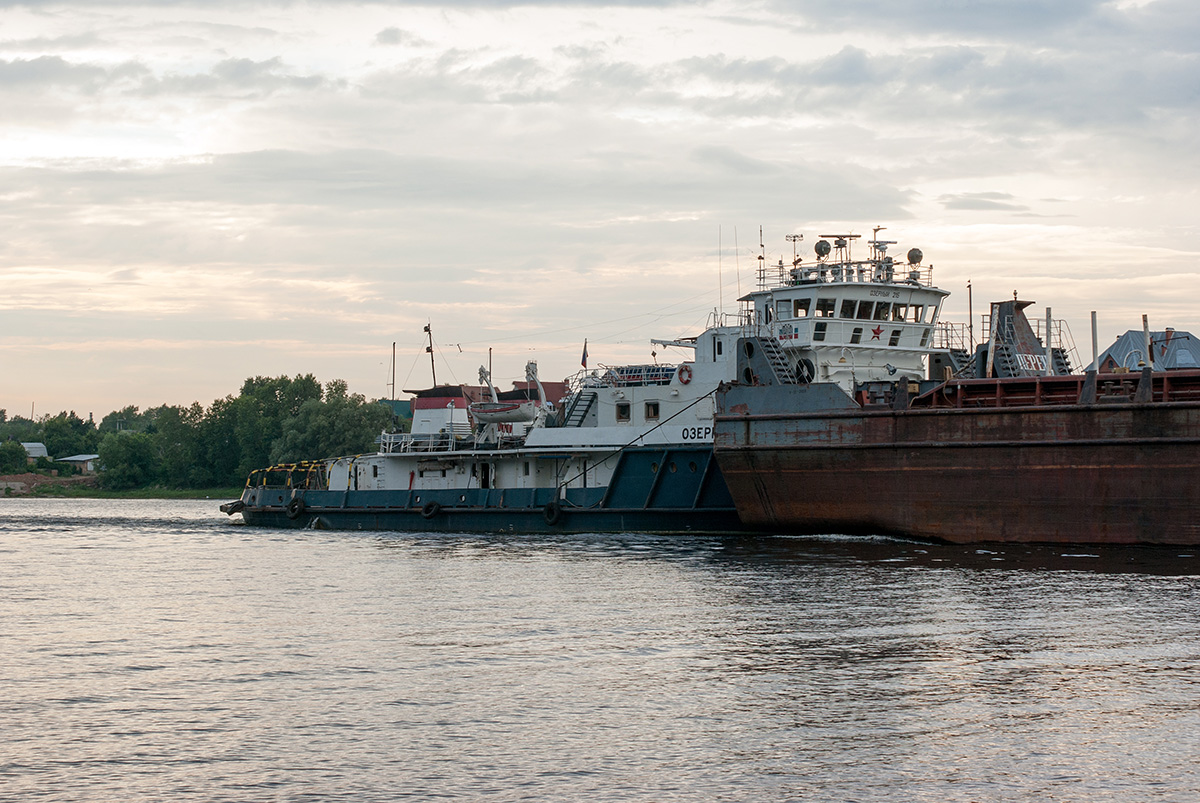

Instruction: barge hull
[714,384,1200,544]
[241,505,744,535]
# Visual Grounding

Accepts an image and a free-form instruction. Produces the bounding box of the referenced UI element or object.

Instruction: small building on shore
[57,454,100,474]
[20,442,48,463]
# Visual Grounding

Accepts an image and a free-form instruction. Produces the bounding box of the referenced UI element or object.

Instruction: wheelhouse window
[645,401,660,420]
[910,305,925,323]
[776,300,791,319]
[873,303,891,321]
[794,298,811,317]
[840,299,857,318]
[892,304,907,322]
[856,301,874,320]
[616,402,631,422]
[815,298,836,318]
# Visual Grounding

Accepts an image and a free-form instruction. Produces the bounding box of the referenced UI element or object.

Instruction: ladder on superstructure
[760,336,799,384]
[563,391,597,427]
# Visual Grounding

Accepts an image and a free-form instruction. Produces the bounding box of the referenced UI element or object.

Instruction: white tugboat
[223,227,954,533]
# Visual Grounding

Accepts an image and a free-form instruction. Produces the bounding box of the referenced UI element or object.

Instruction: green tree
[41,412,99,458]
[99,405,151,433]
[97,432,157,490]
[149,403,207,488]
[270,380,393,463]
[0,416,41,445]
[0,441,27,473]
[229,375,323,480]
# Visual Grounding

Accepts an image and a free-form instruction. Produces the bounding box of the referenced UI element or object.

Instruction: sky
[3,0,1199,419]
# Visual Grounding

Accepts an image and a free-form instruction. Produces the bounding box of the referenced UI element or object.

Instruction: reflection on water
[2,499,1198,801]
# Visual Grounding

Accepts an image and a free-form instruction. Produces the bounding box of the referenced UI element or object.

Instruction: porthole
[688,462,697,472]
[460,494,467,502]
[651,462,659,473]
[669,462,677,473]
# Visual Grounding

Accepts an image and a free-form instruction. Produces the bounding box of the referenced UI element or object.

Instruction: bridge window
[616,402,631,422]
[856,301,874,320]
[910,304,925,323]
[921,328,931,347]
[840,300,856,318]
[815,298,836,317]
[645,401,660,420]
[850,327,863,344]
[873,303,891,321]
[776,300,791,319]
[892,304,907,321]
[814,322,827,342]
[794,298,811,317]
[889,329,902,346]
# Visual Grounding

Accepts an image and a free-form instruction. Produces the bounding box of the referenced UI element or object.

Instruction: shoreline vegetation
[3,374,400,494]
[1,472,241,499]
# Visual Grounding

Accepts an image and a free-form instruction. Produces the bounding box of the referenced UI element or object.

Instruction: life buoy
[677,364,693,385]
[285,497,306,520]
[543,500,563,526]
[421,501,441,519]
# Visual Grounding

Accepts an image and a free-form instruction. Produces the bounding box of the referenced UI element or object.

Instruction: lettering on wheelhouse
[679,426,714,441]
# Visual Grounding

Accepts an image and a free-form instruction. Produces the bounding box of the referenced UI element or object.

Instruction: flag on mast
[581,339,588,369]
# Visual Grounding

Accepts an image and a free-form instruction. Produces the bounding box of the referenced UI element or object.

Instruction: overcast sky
[3,0,1199,418]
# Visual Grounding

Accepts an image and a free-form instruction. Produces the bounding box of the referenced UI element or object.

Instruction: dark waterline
[3,499,1199,801]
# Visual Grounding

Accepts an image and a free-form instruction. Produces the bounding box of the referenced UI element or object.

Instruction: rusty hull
[714,382,1200,544]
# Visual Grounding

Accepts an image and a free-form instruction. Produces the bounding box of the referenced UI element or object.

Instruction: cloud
[937,192,1029,212]
[3,0,1200,413]
[374,27,431,47]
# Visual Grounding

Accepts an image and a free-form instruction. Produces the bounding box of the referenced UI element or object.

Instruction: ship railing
[782,260,935,288]
[934,321,971,352]
[379,430,470,453]
[245,460,328,490]
[567,363,679,393]
[981,314,1082,374]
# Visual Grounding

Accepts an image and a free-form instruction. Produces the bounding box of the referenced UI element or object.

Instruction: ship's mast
[424,323,437,386]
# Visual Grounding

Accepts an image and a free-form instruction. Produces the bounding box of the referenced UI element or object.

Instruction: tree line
[0,375,397,490]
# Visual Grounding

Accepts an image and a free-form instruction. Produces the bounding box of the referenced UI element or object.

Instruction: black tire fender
[543,500,563,526]
[421,501,441,519]
[285,497,306,520]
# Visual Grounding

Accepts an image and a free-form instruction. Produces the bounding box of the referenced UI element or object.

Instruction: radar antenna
[786,233,804,267]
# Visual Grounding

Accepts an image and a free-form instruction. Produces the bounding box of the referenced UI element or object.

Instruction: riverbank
[1,473,240,499]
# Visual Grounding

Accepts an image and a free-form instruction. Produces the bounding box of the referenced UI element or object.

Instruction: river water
[3,498,1199,802]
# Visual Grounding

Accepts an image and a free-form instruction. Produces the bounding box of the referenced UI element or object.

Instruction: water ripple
[2,498,1199,801]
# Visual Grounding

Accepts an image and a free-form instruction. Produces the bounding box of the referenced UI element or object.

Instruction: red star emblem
[871,325,884,340]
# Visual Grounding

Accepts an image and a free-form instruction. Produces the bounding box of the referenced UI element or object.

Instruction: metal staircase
[759,336,799,384]
[563,391,597,427]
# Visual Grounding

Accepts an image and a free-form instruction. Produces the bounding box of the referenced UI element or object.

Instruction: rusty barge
[714,368,1200,544]
[706,228,1200,544]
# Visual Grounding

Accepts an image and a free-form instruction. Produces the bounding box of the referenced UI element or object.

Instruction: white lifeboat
[468,400,539,423]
